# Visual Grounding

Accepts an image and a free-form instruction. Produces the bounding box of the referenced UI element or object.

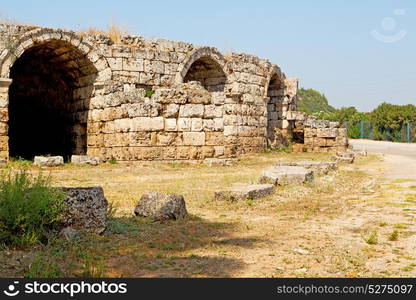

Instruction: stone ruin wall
[0,24,346,162]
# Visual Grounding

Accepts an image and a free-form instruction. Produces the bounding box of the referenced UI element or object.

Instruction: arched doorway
[266,71,285,146]
[8,39,98,160]
[183,56,227,92]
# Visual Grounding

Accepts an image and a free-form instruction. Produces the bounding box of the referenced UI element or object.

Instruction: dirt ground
[1,142,416,278]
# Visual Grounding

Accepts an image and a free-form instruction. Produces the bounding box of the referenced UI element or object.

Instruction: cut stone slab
[214,183,275,201]
[59,187,108,234]
[332,151,355,164]
[71,155,100,166]
[134,192,187,221]
[276,161,337,175]
[259,166,314,186]
[34,156,64,167]
[203,158,235,167]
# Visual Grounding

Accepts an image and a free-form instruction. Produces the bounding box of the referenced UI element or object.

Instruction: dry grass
[78,22,128,43]
[1,152,415,278]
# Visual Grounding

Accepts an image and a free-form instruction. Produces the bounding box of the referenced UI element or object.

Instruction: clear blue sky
[1,0,415,111]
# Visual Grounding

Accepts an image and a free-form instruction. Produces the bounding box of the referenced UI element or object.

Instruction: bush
[0,170,66,247]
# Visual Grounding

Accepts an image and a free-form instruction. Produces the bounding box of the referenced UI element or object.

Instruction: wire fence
[344,121,416,143]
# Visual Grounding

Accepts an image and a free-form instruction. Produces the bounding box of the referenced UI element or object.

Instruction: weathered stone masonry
[0,24,347,162]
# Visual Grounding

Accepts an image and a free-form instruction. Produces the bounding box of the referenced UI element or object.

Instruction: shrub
[0,170,66,247]
[388,230,399,241]
[364,231,378,245]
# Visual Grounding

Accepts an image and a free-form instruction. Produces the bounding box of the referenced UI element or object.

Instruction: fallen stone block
[333,156,354,164]
[203,158,235,167]
[214,183,275,201]
[259,166,314,186]
[59,187,108,234]
[332,151,355,164]
[276,161,337,175]
[134,192,187,221]
[34,156,64,167]
[71,155,101,166]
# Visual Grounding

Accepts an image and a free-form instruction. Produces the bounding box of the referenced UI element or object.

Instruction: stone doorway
[8,40,97,161]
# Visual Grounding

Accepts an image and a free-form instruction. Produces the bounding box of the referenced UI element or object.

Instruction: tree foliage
[297,88,336,114]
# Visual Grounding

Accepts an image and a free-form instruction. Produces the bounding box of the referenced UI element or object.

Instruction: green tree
[297,88,336,114]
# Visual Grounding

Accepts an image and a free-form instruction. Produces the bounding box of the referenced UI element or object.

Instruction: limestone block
[212,92,226,105]
[183,132,205,146]
[165,118,177,131]
[203,119,214,131]
[164,104,180,117]
[34,156,64,167]
[113,118,131,132]
[177,118,191,131]
[122,102,160,118]
[123,58,144,72]
[134,192,187,221]
[276,161,337,175]
[224,125,238,136]
[214,146,225,157]
[191,118,203,132]
[213,118,224,131]
[59,187,108,234]
[204,105,223,119]
[107,57,122,70]
[214,183,275,201]
[179,104,204,118]
[71,155,100,166]
[130,117,164,132]
[206,132,225,145]
[316,128,337,138]
[186,89,211,104]
[259,166,314,186]
[144,60,165,74]
[153,89,187,104]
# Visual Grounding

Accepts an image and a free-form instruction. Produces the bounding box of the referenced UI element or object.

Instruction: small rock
[259,166,314,186]
[34,156,64,167]
[215,183,275,201]
[293,248,310,255]
[71,155,100,166]
[134,192,187,221]
[59,227,81,241]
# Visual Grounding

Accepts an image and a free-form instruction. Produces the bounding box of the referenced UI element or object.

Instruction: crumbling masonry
[0,24,348,162]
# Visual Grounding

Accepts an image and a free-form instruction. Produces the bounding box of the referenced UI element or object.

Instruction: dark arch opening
[8,40,97,161]
[266,73,286,145]
[183,56,226,92]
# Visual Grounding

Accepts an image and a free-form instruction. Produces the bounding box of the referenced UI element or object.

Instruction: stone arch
[175,47,234,92]
[264,65,285,99]
[0,28,110,160]
[264,65,287,146]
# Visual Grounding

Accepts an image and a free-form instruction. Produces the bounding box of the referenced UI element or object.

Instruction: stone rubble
[34,156,64,167]
[71,155,101,166]
[59,187,108,234]
[214,183,275,201]
[276,161,337,175]
[259,166,314,186]
[134,192,187,221]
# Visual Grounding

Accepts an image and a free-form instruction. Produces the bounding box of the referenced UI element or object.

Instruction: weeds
[364,231,378,245]
[24,254,62,278]
[80,254,105,278]
[0,169,66,247]
[388,230,399,241]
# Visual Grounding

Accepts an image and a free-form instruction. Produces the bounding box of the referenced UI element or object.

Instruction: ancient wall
[289,112,349,153]
[0,24,303,161]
